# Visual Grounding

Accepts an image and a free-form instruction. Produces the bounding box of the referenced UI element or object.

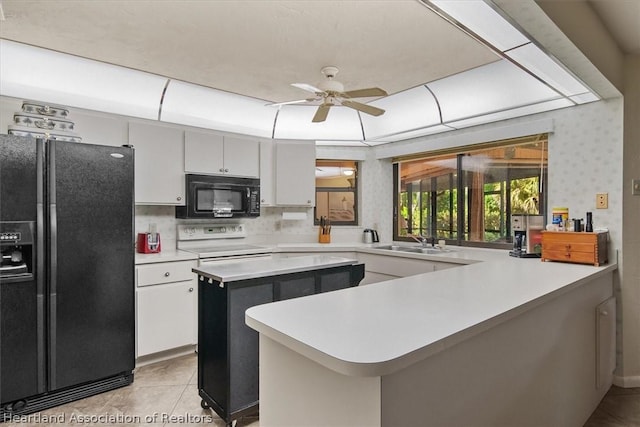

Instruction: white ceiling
[0,0,636,143]
[0,0,500,103]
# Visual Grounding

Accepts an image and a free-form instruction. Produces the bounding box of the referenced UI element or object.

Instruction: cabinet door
[184,130,224,174]
[319,268,353,293]
[259,139,275,206]
[276,276,315,300]
[224,136,259,177]
[136,280,196,357]
[228,283,274,412]
[275,140,315,206]
[129,122,185,205]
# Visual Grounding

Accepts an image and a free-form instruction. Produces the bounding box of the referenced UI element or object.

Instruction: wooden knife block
[318,231,331,244]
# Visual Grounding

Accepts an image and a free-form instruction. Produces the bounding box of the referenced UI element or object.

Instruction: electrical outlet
[596,193,608,209]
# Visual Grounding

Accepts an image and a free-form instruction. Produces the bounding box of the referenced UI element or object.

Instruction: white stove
[177,224,272,265]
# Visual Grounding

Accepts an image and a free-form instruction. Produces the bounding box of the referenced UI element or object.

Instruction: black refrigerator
[0,134,135,419]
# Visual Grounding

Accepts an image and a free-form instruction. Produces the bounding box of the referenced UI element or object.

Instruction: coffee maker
[509,215,543,258]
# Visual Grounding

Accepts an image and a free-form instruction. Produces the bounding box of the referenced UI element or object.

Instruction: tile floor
[3,353,257,427]
[4,352,639,426]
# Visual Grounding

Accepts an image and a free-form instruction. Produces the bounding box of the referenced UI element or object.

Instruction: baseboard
[613,374,640,388]
[1,373,133,422]
[135,344,197,368]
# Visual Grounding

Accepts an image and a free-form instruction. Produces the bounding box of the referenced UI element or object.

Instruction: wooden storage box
[541,231,608,266]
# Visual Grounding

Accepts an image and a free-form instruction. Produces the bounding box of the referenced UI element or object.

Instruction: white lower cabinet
[136,260,198,357]
[357,252,460,285]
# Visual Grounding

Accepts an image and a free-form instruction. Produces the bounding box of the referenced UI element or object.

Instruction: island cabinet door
[275,275,316,300]
[228,283,274,413]
[198,280,273,421]
[319,264,365,293]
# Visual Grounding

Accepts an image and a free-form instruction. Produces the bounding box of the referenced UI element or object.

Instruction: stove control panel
[178,224,246,240]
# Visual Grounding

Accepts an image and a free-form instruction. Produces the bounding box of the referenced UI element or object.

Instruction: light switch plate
[596,193,608,209]
[633,179,640,196]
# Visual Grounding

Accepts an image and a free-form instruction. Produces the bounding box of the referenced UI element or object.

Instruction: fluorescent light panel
[446,98,573,129]
[506,43,593,97]
[161,80,277,138]
[0,40,166,120]
[273,105,364,140]
[315,140,369,146]
[360,86,442,139]
[427,60,560,123]
[366,124,454,145]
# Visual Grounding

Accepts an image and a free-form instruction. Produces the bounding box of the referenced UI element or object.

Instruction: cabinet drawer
[541,249,596,265]
[137,261,196,287]
[543,242,595,253]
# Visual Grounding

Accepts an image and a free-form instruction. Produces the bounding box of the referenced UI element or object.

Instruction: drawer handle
[564,253,571,258]
[600,310,609,316]
[164,272,170,277]
[565,244,572,250]
[189,287,194,292]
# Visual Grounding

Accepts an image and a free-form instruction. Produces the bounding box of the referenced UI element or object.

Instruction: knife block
[318,231,331,244]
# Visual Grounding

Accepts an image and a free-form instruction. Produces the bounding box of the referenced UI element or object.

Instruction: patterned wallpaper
[547,98,624,258]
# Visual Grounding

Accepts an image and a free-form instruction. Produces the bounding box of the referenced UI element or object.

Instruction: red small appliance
[137,231,161,254]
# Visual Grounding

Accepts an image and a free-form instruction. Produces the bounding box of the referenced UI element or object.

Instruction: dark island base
[197,262,364,426]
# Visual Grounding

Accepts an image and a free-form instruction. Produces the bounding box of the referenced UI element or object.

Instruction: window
[394,135,547,248]
[314,160,358,225]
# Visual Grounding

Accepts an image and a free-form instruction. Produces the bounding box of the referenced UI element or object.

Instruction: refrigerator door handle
[36,139,46,394]
[47,139,58,390]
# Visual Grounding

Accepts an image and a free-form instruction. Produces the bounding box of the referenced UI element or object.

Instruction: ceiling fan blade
[341,87,388,98]
[312,104,332,123]
[292,83,324,94]
[341,100,385,117]
[266,98,317,107]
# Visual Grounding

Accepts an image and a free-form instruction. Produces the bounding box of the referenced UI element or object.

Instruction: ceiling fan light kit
[269,66,388,123]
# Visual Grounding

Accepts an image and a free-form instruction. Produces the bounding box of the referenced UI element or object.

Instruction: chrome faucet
[409,234,435,248]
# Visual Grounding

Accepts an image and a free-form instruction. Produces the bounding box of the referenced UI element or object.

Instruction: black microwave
[176,174,260,219]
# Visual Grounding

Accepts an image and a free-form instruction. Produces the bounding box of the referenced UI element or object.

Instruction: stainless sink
[374,245,454,254]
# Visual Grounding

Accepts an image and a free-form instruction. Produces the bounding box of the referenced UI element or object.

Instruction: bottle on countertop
[585,212,594,232]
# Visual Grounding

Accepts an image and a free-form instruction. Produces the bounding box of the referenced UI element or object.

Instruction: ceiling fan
[268,66,388,123]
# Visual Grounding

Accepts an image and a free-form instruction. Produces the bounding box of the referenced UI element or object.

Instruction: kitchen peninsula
[192,255,365,426]
[246,253,617,427]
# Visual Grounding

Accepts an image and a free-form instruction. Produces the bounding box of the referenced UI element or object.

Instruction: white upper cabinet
[129,121,185,205]
[184,130,224,174]
[223,136,260,177]
[259,139,275,206]
[275,140,316,207]
[184,129,259,177]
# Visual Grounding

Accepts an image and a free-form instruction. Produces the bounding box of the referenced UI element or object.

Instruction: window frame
[393,138,548,249]
[314,160,359,226]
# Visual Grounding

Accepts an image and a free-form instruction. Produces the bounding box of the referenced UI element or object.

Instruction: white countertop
[246,250,617,377]
[135,248,198,264]
[193,255,359,283]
